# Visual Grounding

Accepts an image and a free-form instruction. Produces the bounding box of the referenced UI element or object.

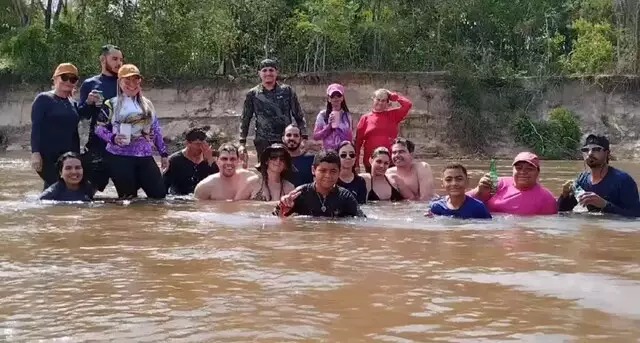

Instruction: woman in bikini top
[361,147,407,202]
[235,143,295,201]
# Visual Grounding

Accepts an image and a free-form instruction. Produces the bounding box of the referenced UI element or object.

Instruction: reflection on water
[1,153,639,342]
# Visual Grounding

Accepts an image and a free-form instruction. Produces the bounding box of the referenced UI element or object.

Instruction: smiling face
[54,73,78,94]
[442,167,468,197]
[259,67,278,85]
[512,161,539,189]
[60,157,83,186]
[338,144,356,170]
[312,162,340,189]
[267,150,287,174]
[120,75,142,97]
[370,152,391,176]
[391,143,412,167]
[283,126,302,151]
[329,91,343,109]
[216,151,238,177]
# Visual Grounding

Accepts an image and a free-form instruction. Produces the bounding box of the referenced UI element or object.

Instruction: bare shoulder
[199,173,220,185]
[386,166,398,174]
[358,172,371,180]
[283,180,296,193]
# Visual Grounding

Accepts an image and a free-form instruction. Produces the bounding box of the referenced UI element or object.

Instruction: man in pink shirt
[467,152,558,216]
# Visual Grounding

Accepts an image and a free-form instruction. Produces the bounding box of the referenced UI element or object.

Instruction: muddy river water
[1,152,639,342]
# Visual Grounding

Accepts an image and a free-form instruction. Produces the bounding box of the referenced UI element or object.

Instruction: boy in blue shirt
[558,134,640,217]
[427,163,492,219]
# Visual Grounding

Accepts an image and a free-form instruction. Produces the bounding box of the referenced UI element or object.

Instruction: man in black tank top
[274,150,365,218]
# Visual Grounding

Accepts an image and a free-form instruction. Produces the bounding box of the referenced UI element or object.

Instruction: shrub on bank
[513,107,581,159]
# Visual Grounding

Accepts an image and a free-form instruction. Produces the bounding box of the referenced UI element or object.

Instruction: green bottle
[489,159,498,195]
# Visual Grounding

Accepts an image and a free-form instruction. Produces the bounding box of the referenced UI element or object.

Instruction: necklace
[314,183,328,212]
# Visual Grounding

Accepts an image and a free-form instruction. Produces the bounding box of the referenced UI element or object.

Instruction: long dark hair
[56,152,90,188]
[323,98,350,124]
[259,143,294,182]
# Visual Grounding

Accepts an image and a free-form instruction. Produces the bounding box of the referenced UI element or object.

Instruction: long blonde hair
[113,82,155,123]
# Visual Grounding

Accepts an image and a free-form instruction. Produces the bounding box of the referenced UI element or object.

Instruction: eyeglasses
[580,146,604,153]
[340,152,356,159]
[60,74,78,84]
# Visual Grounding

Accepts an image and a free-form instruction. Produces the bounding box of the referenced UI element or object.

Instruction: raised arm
[388,93,412,124]
[312,111,332,140]
[77,80,96,120]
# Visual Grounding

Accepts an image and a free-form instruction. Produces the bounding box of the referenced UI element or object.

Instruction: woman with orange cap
[95,64,168,199]
[30,63,82,190]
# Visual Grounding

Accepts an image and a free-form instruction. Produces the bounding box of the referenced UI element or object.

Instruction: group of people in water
[31,44,640,219]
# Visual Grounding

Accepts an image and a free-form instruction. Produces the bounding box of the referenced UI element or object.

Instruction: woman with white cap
[312,83,353,151]
[30,63,82,190]
[95,64,168,199]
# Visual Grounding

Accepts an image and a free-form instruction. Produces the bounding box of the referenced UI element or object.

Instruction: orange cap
[118,64,142,78]
[52,63,78,78]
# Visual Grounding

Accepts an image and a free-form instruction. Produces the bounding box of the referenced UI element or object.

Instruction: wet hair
[285,123,300,134]
[371,146,391,159]
[100,44,121,57]
[56,152,83,175]
[185,128,207,142]
[443,162,468,177]
[392,137,415,154]
[218,143,239,157]
[313,150,341,169]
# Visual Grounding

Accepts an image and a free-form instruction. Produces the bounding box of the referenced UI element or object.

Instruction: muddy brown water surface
[1,152,639,342]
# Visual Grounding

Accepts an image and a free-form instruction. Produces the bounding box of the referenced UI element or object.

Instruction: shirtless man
[194,143,253,200]
[386,137,435,201]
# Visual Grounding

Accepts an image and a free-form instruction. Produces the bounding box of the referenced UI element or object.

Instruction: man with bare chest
[194,143,253,200]
[386,138,435,201]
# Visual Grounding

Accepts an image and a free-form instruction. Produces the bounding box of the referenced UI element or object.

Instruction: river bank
[2,72,640,160]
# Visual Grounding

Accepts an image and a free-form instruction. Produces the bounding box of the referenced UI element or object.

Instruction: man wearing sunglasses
[239,58,308,165]
[77,44,123,193]
[558,134,640,217]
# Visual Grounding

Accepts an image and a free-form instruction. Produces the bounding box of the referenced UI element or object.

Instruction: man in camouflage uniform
[239,59,308,164]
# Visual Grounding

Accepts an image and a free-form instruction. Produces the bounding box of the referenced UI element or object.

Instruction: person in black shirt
[336,141,367,204]
[163,128,219,195]
[274,150,365,218]
[30,63,81,190]
[78,44,123,193]
[39,152,94,202]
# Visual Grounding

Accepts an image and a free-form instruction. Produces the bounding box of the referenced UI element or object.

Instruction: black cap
[583,134,610,150]
[258,58,278,70]
[101,44,121,56]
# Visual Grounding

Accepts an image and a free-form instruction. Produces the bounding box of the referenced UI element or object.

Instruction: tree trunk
[52,0,63,25]
[42,0,52,30]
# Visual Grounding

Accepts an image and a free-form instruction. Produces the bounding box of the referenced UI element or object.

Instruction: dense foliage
[1,0,639,80]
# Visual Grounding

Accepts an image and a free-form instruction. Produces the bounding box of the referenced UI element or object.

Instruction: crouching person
[274,150,365,218]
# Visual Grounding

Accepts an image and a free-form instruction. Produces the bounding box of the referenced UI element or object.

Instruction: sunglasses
[60,74,78,84]
[580,146,604,153]
[269,153,286,161]
[340,152,356,159]
[330,93,343,99]
[261,68,276,73]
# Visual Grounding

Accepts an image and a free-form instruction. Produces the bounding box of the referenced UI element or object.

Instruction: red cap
[326,83,345,96]
[512,152,540,169]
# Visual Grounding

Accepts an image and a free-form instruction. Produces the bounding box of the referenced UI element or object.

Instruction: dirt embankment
[1,72,640,159]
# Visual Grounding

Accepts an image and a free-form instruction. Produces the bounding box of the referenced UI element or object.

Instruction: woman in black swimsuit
[336,141,368,204]
[360,147,412,201]
[235,143,295,201]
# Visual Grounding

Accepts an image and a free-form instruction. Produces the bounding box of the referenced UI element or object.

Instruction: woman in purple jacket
[95,64,168,199]
[313,83,353,151]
